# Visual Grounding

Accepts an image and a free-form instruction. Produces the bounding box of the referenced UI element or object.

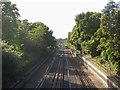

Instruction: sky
[10,0,119,39]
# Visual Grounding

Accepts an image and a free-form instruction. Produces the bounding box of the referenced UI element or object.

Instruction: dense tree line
[65,1,120,75]
[1,2,57,87]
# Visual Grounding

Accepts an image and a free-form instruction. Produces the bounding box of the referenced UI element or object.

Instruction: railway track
[35,54,65,88]
[35,57,56,88]
[18,49,105,89]
[34,54,99,89]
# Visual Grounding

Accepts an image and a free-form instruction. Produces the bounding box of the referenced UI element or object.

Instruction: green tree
[65,12,101,55]
[2,2,20,42]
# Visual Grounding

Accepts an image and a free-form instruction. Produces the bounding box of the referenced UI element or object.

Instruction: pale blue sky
[10,0,119,39]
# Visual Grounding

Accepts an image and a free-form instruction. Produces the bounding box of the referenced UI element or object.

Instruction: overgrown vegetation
[1,2,57,88]
[65,1,120,76]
